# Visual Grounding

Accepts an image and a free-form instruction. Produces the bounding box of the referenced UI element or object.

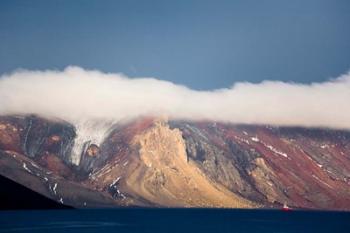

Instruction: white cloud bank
[0,66,350,129]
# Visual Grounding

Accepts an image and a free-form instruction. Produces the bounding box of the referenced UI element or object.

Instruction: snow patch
[312,174,333,189]
[30,162,40,169]
[265,144,288,158]
[235,136,250,144]
[267,181,274,187]
[22,163,33,173]
[251,137,288,158]
[113,189,126,199]
[52,183,58,195]
[70,120,115,165]
[110,176,121,187]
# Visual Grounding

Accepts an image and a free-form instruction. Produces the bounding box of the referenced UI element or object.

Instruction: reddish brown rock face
[0,120,22,153]
[39,153,73,179]
[176,122,350,210]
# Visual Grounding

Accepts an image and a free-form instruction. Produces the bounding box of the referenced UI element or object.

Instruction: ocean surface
[0,208,349,233]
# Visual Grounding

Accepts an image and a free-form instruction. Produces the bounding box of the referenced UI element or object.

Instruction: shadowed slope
[0,174,71,210]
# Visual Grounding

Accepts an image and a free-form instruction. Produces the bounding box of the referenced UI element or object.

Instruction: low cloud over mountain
[0,66,349,129]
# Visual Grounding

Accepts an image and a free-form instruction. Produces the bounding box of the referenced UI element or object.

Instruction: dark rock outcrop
[0,115,75,163]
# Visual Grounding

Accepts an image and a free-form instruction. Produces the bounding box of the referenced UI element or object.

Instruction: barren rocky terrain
[1,115,349,210]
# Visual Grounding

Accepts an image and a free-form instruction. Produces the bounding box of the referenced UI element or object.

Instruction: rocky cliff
[0,115,349,210]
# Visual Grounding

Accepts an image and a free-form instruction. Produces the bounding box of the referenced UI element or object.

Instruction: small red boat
[282,203,292,211]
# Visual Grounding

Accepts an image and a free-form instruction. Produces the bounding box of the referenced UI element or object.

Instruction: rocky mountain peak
[133,118,187,167]
[127,119,252,207]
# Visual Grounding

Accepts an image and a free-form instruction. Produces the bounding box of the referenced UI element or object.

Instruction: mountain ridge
[0,114,349,209]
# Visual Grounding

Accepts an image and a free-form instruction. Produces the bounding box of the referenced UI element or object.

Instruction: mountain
[0,115,349,210]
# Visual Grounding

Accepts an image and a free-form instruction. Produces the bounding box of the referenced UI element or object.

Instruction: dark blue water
[0,209,349,233]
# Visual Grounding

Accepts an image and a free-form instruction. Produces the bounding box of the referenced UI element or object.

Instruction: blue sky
[0,0,349,90]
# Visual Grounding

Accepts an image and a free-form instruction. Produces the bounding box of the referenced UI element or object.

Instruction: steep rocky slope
[0,115,349,210]
[89,119,254,207]
[171,122,350,209]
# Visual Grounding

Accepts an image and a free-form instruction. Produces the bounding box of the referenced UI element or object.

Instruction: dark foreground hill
[0,174,71,210]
